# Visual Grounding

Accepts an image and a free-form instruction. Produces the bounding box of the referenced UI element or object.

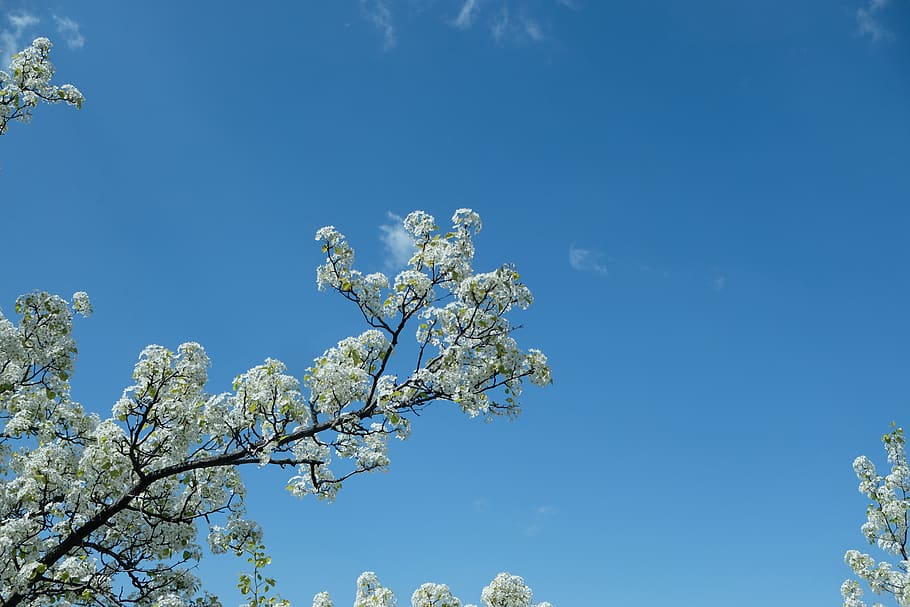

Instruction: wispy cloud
[452,0,481,30]
[712,274,726,292]
[361,0,397,49]
[856,0,894,42]
[490,8,546,44]
[523,18,544,42]
[53,15,84,50]
[7,12,39,31]
[568,245,608,275]
[379,212,415,269]
[353,1,570,48]
[525,504,557,536]
[491,8,509,43]
[1,12,39,68]
[555,0,582,9]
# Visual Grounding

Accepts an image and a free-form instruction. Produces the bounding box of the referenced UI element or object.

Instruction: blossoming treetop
[843,425,910,607]
[0,37,83,135]
[0,207,551,607]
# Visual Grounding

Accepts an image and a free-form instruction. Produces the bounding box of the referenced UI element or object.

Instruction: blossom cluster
[843,425,910,606]
[312,571,550,607]
[0,210,551,607]
[0,38,83,136]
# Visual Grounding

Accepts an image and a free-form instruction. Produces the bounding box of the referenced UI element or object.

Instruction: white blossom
[71,291,92,317]
[355,572,397,607]
[844,426,910,606]
[480,573,533,607]
[1,37,83,135]
[0,209,551,607]
[313,591,335,607]
[411,583,461,607]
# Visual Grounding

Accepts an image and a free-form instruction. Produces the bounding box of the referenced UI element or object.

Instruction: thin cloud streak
[352,1,569,48]
[53,15,85,49]
[524,19,544,42]
[525,505,557,537]
[452,0,481,30]
[361,0,397,49]
[713,275,726,292]
[491,8,509,43]
[856,0,893,42]
[7,13,38,31]
[490,8,546,44]
[568,245,608,275]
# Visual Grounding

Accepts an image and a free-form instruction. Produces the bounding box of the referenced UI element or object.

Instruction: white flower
[71,291,92,317]
[404,211,437,239]
[481,573,533,607]
[0,209,552,607]
[411,582,461,607]
[355,572,397,607]
[312,591,334,607]
[1,37,84,135]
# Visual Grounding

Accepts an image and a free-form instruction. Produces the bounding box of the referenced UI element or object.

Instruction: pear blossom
[0,210,550,607]
[311,573,549,607]
[0,38,83,136]
[844,425,910,606]
[411,583,460,607]
[313,592,334,607]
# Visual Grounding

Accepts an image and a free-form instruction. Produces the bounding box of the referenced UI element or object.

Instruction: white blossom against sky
[1,1,909,606]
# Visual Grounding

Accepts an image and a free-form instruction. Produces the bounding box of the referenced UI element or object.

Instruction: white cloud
[523,523,541,537]
[379,212,415,269]
[352,1,568,48]
[1,12,39,67]
[452,0,481,30]
[568,245,608,275]
[8,12,38,31]
[491,7,510,43]
[361,0,397,49]
[856,0,894,42]
[53,15,85,50]
[524,505,557,536]
[523,18,544,42]
[713,274,726,292]
[490,8,546,44]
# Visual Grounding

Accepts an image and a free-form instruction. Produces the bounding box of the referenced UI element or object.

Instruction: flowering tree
[304,571,551,607]
[0,209,551,607]
[842,425,910,606]
[0,37,83,136]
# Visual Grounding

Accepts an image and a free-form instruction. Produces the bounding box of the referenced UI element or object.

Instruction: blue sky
[1,1,909,605]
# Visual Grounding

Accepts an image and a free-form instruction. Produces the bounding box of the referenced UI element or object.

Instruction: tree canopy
[0,198,551,607]
[843,425,910,607]
[0,34,556,607]
[0,37,83,136]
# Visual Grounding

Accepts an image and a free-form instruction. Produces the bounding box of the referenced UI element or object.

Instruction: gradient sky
[2,1,909,606]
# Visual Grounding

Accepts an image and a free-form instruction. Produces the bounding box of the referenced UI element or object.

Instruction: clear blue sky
[2,1,909,605]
